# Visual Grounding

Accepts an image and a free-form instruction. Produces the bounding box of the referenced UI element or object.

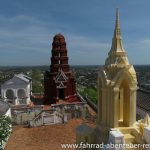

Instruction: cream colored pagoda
[98,8,137,129]
[96,8,148,145]
[76,9,150,149]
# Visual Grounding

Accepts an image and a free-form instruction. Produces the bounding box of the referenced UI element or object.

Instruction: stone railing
[28,109,65,127]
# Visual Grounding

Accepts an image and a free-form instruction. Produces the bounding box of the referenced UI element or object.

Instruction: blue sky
[0,0,150,66]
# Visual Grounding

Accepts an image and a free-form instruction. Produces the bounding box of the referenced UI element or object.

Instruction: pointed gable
[54,69,68,83]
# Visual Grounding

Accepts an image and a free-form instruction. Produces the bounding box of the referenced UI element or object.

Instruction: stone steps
[124,133,135,144]
[118,128,137,144]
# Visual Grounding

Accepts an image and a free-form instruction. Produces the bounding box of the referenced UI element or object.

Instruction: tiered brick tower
[44,34,76,104]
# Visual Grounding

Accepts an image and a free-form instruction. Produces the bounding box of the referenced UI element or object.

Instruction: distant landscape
[0,65,150,104]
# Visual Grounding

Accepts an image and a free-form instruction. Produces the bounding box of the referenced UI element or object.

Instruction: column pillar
[113,88,119,128]
[3,89,6,98]
[98,87,102,123]
[129,87,137,126]
[101,88,107,125]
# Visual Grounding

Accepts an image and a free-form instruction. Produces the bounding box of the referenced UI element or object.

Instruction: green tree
[78,86,97,104]
[31,70,44,93]
[0,115,12,150]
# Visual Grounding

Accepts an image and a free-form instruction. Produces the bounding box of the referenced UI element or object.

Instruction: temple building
[96,8,139,144]
[1,74,32,105]
[44,34,76,104]
[76,9,150,148]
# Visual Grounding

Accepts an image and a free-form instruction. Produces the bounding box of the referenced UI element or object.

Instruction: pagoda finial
[114,8,121,37]
[105,8,129,66]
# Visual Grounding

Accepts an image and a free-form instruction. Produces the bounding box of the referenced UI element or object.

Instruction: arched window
[17,89,26,99]
[118,79,130,127]
[6,89,14,99]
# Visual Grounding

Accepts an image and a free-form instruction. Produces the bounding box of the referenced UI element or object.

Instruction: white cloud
[65,34,110,65]
[67,35,110,51]
[0,14,111,65]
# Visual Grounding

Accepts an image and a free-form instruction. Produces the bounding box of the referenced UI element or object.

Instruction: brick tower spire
[50,34,69,72]
[44,34,76,104]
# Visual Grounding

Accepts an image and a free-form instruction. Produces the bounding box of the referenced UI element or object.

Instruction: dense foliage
[31,70,44,93]
[83,87,97,104]
[77,85,97,104]
[0,115,12,150]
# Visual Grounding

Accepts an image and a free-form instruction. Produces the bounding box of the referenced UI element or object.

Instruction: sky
[0,0,150,66]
